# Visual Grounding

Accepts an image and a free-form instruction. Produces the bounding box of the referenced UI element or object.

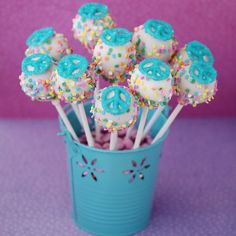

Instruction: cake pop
[129,58,173,148]
[72,2,116,53]
[20,53,55,101]
[25,27,72,62]
[91,85,138,150]
[93,28,136,83]
[19,53,79,141]
[152,62,217,143]
[132,19,178,62]
[171,40,214,75]
[52,54,96,146]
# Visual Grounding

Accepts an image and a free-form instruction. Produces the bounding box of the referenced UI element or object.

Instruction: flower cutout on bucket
[122,157,150,183]
[77,155,104,182]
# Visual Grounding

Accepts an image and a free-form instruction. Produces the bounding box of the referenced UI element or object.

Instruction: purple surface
[0,118,236,236]
[0,0,236,118]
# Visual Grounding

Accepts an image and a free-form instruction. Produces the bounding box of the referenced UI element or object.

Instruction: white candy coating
[91,86,138,132]
[129,59,173,108]
[132,24,177,62]
[93,40,136,83]
[19,59,55,101]
[25,34,71,62]
[175,63,217,106]
[72,14,115,53]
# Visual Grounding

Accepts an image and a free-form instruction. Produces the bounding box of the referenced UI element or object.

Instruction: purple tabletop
[0,118,236,236]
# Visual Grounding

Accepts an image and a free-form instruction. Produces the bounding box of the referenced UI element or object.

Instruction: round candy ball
[132,19,178,62]
[52,54,95,103]
[91,86,138,132]
[19,53,55,101]
[93,28,136,83]
[175,62,217,106]
[129,58,173,109]
[25,27,72,62]
[171,40,214,75]
[72,2,116,53]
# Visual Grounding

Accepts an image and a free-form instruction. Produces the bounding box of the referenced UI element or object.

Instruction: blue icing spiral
[57,54,88,80]
[26,27,54,47]
[139,58,170,81]
[186,41,214,65]
[22,53,52,76]
[101,86,131,115]
[189,62,217,84]
[144,19,174,41]
[79,2,108,20]
[101,28,132,46]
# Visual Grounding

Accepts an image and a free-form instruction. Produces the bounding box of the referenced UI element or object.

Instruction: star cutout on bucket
[77,155,104,182]
[122,157,150,183]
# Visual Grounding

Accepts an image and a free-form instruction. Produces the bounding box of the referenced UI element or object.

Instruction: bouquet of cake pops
[19,2,218,151]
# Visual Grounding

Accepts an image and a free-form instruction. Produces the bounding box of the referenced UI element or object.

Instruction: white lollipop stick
[71,103,83,126]
[142,106,165,138]
[95,124,101,140]
[125,126,133,140]
[95,79,101,140]
[51,100,79,142]
[78,103,94,147]
[133,107,149,149]
[152,104,183,144]
[110,131,118,150]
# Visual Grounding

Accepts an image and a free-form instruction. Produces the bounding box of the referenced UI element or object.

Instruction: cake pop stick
[142,105,165,138]
[133,107,149,149]
[72,2,116,53]
[171,40,214,76]
[91,86,138,150]
[25,27,72,63]
[129,58,173,149]
[51,100,79,141]
[152,62,217,143]
[19,53,79,141]
[94,77,102,140]
[132,19,178,62]
[124,126,133,140]
[93,28,136,84]
[52,54,96,146]
[71,103,83,125]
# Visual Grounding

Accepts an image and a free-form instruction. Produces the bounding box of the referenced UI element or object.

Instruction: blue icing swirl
[22,53,52,76]
[57,54,88,80]
[139,58,170,81]
[189,62,217,84]
[26,27,54,47]
[79,2,108,20]
[186,41,214,65]
[101,28,132,46]
[101,86,131,115]
[144,19,174,41]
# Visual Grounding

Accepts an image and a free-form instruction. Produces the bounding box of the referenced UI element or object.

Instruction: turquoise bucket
[59,102,168,236]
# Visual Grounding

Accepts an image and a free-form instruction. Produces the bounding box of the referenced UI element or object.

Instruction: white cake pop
[171,40,214,75]
[19,53,55,101]
[152,61,217,144]
[25,27,72,62]
[72,2,116,53]
[129,58,173,109]
[52,54,95,103]
[132,19,178,62]
[91,86,138,132]
[175,62,217,106]
[93,28,136,83]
